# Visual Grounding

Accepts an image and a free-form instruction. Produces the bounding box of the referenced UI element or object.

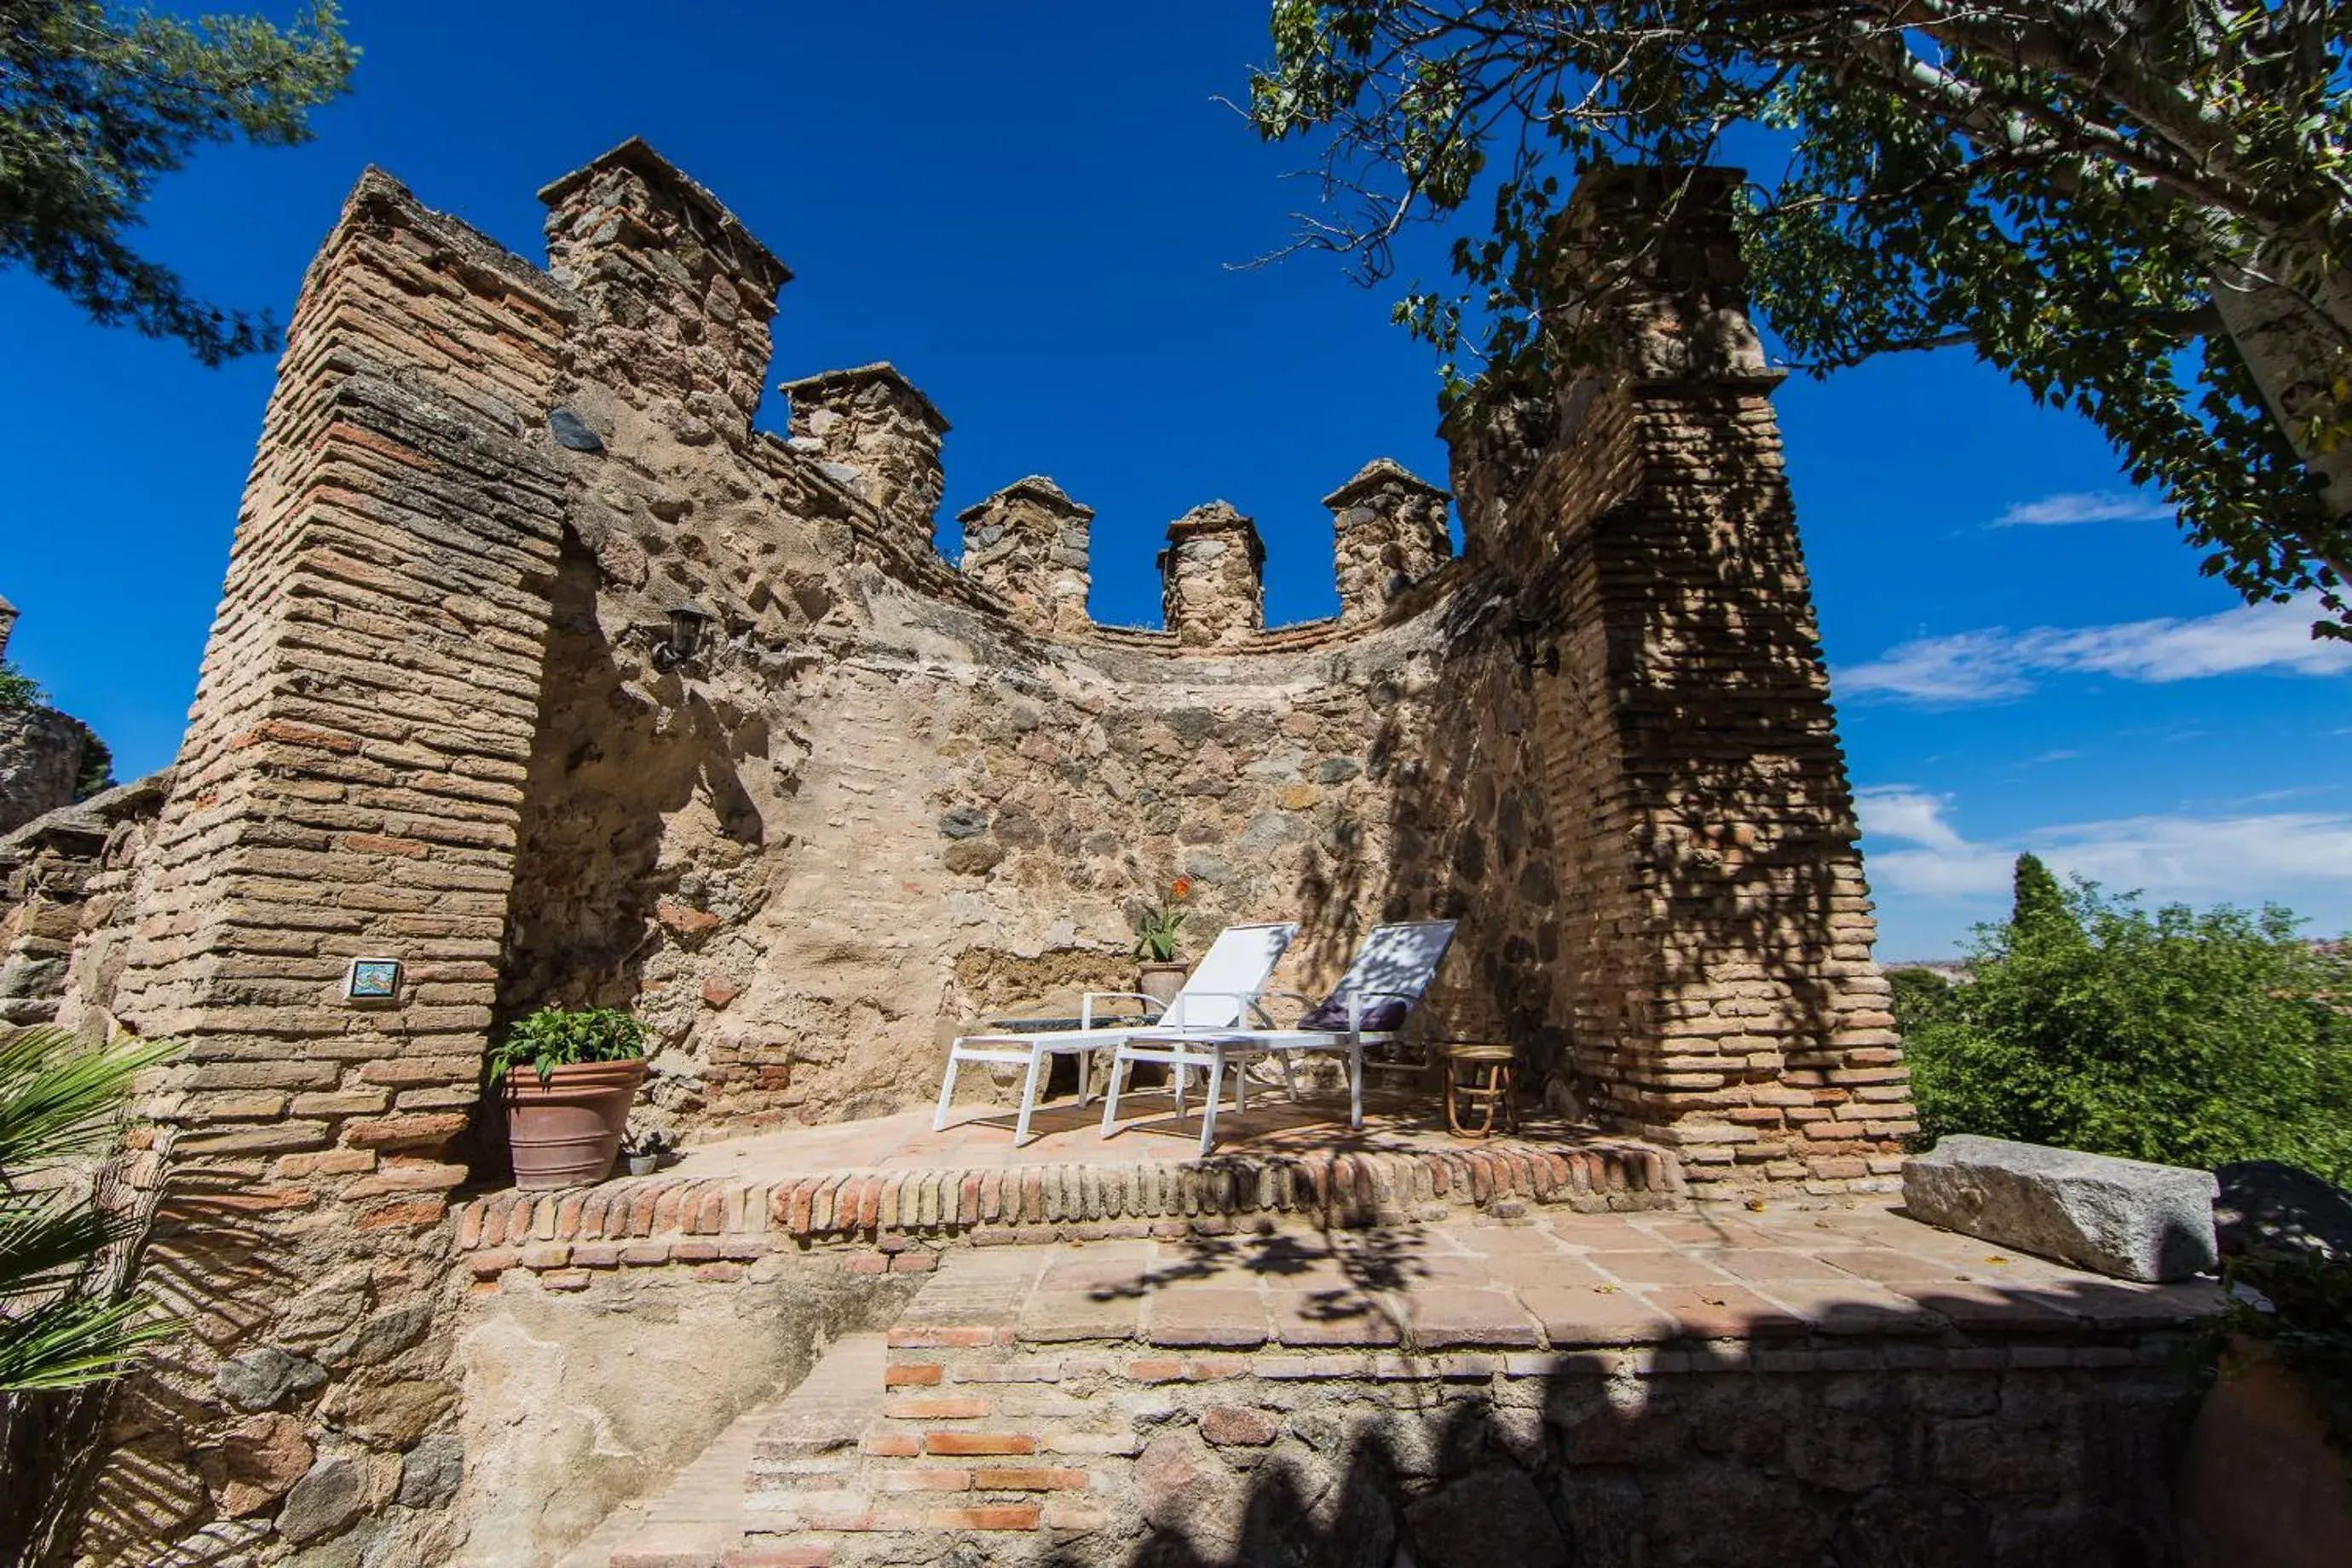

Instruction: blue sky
[3,3,2348,958]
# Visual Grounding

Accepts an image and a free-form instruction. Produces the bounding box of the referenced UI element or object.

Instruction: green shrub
[2202,1249,2352,1457]
[1895,859,2352,1185]
[0,660,39,712]
[488,1006,647,1087]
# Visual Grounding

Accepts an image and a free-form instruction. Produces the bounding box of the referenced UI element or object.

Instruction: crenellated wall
[13,141,1913,1566]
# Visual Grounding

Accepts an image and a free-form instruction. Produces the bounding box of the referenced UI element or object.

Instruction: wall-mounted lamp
[1508,613,1559,677]
[651,603,713,672]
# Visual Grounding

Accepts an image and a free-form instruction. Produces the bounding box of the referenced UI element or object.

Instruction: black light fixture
[1508,611,1559,677]
[651,603,713,672]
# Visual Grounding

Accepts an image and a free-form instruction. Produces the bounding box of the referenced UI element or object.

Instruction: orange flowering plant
[1132,877,1193,962]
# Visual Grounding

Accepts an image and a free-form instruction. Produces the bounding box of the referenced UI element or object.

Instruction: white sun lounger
[932,921,1297,1145]
[1099,919,1458,1156]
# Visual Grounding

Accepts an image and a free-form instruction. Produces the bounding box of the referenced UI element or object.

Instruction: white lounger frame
[931,922,1296,1145]
[1099,919,1458,1156]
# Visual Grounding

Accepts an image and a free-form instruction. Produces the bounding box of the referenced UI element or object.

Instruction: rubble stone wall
[0,704,90,834]
[864,1329,2197,1568]
[20,143,1914,1567]
[0,771,170,1030]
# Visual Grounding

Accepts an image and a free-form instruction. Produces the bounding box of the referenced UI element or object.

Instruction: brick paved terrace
[553,1203,2222,1567]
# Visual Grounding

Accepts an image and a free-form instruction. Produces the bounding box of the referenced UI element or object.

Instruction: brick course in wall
[78,170,575,1567]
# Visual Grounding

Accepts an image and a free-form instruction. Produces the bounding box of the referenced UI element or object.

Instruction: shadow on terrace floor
[992,1207,2215,1568]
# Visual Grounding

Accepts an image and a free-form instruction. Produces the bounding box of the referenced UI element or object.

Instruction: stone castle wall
[0,704,93,835]
[8,141,1914,1565]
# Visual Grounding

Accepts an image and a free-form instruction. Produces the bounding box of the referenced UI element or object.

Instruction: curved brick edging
[454,1140,1683,1286]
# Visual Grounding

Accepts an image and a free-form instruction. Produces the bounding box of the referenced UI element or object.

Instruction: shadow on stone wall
[1283,565,1572,1087]
[1319,385,1886,1162]
[485,532,771,1171]
[1027,1241,2193,1568]
[63,1164,311,1566]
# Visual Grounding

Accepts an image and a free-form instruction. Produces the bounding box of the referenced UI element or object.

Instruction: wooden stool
[1442,1044,1519,1139]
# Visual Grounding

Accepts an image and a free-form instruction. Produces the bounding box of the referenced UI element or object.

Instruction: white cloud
[1992,491,2171,527]
[1854,787,2013,893]
[1840,598,2352,703]
[1857,785,2352,904]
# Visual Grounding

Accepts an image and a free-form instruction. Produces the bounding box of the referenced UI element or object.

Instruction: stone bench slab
[1902,1135,2217,1283]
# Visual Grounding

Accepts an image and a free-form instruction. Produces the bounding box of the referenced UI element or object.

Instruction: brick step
[732,1259,1112,1560]
[596,1333,892,1568]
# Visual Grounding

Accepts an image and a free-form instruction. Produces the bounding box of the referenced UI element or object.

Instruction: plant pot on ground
[623,1125,676,1178]
[493,1007,649,1190]
[1135,963,1187,1010]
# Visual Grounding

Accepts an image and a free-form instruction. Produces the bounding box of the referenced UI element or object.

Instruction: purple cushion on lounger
[1298,996,1409,1032]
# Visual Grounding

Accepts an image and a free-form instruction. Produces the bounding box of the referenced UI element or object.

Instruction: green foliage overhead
[489,1006,647,1087]
[0,1026,180,1393]
[1249,2,2351,637]
[1892,861,2352,1184]
[2,1,357,365]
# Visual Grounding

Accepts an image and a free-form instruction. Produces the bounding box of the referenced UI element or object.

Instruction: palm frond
[0,1294,180,1393]
[0,1028,176,1171]
[0,1196,137,1300]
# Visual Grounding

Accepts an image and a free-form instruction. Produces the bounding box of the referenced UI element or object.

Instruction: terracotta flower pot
[2178,1337,2352,1568]
[504,1058,646,1190]
[1137,962,1187,1013]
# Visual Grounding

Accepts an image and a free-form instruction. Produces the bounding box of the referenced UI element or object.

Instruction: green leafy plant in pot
[490,1007,648,1190]
[1132,877,1193,1011]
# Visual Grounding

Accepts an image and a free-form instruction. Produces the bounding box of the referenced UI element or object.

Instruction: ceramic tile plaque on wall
[343,958,404,1005]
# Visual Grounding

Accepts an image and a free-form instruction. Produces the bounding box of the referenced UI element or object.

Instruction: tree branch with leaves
[1248,1,2352,637]
[1,0,356,365]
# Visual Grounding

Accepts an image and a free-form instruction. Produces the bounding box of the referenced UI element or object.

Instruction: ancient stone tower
[8,142,1906,1565]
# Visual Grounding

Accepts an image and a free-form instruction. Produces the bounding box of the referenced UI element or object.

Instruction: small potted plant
[491,1006,649,1190]
[623,1125,676,1178]
[1132,877,1193,1011]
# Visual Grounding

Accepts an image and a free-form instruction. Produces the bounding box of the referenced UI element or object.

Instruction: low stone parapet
[453,1139,1682,1289]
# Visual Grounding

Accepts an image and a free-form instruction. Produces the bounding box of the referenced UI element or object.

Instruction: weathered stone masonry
[9,141,1914,1565]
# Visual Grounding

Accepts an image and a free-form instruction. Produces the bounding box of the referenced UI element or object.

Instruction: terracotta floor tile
[1225,1236,1345,1279]
[1517,1284,1679,1346]
[1145,1288,1271,1348]
[1039,1258,1159,1294]
[1398,1288,1542,1348]
[1811,1248,1973,1285]
[2037,1278,2227,1329]
[1015,1290,1139,1344]
[1885,1280,2079,1330]
[1539,1215,1656,1249]
[1586,1250,1738,1287]
[1754,1283,1946,1335]
[1634,1217,1774,1248]
[1404,1252,1504,1283]
[1274,1289,1403,1347]
[1642,1284,1809,1339]
[1478,1252,1614,1292]
[1714,1248,1861,1284]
